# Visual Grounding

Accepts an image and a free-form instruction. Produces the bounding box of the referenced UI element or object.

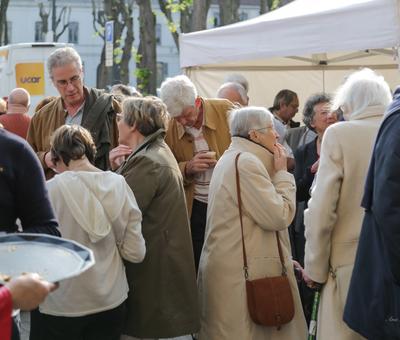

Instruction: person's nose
[327,111,337,123]
[66,81,75,91]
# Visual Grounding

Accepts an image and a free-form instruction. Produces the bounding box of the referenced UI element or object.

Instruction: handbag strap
[234,153,287,279]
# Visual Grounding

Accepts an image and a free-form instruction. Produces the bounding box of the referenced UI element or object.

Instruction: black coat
[294,137,318,203]
[344,88,400,339]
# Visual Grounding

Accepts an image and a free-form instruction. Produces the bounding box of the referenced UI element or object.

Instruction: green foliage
[165,0,192,13]
[269,0,281,10]
[167,21,177,33]
[134,52,142,64]
[135,67,151,93]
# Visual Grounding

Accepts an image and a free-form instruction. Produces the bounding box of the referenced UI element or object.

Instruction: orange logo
[15,63,45,95]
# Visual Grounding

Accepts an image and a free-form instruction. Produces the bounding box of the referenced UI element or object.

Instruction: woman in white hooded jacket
[30,125,146,340]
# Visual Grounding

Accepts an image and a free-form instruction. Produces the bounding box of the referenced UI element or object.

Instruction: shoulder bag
[235,152,295,329]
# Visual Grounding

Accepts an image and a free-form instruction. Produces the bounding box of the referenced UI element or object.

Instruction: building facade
[6,0,260,89]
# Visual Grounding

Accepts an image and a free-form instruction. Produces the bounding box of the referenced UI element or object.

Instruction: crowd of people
[0,45,399,340]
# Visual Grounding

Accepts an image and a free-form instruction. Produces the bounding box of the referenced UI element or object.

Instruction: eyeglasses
[54,75,82,88]
[254,126,274,133]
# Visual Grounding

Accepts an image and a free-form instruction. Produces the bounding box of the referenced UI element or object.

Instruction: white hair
[159,75,197,117]
[230,106,273,137]
[332,68,392,119]
[217,82,247,104]
[224,73,249,93]
[47,47,82,77]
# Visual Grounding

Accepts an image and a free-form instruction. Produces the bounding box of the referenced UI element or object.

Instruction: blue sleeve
[16,142,60,236]
[373,120,400,284]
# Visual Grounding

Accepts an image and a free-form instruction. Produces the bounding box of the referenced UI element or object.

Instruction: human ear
[129,122,137,133]
[248,130,258,142]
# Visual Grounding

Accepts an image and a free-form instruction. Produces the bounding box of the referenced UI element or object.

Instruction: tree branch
[91,0,105,40]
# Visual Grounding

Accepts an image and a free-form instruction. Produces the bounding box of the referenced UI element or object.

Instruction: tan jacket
[304,105,385,340]
[165,97,233,215]
[198,137,307,340]
[27,87,119,179]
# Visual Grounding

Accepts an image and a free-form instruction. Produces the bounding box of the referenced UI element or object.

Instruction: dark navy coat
[344,88,400,339]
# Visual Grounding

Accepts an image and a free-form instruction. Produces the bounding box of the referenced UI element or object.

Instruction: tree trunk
[158,0,180,50]
[191,0,211,32]
[39,3,50,41]
[93,0,135,89]
[218,0,240,26]
[260,0,267,14]
[0,0,10,45]
[117,0,134,85]
[95,0,113,89]
[135,0,156,95]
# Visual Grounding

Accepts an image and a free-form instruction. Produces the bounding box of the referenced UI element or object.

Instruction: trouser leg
[189,199,207,273]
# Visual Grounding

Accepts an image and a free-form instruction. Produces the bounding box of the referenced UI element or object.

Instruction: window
[35,22,44,42]
[239,12,248,21]
[156,24,161,45]
[68,22,79,44]
[157,62,168,87]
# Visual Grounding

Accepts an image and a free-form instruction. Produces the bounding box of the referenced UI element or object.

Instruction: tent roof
[180,0,400,68]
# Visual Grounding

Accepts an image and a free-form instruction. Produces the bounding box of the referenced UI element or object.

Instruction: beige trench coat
[198,137,307,340]
[304,106,386,340]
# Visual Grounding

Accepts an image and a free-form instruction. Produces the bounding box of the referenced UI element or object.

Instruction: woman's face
[117,113,134,146]
[311,102,336,134]
[250,122,279,153]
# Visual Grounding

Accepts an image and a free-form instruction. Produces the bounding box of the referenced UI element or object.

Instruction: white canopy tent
[180,0,400,110]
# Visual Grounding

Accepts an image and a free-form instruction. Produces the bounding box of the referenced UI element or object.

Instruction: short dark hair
[302,93,331,130]
[271,89,298,111]
[50,125,96,166]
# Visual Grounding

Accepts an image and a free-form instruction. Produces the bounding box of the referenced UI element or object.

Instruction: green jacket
[27,87,119,179]
[117,129,200,338]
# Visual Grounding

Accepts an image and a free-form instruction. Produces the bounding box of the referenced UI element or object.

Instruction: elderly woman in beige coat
[304,68,392,340]
[198,106,307,340]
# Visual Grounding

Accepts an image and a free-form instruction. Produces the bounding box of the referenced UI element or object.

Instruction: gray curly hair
[302,93,331,131]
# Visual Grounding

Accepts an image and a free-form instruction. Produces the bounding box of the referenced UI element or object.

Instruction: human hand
[292,260,305,282]
[6,273,58,311]
[185,151,217,177]
[310,159,319,174]
[273,143,287,172]
[109,144,132,170]
[303,272,322,290]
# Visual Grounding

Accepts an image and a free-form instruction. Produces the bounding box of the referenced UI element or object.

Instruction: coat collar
[118,129,165,173]
[130,128,165,157]
[230,137,276,177]
[176,97,218,139]
[348,105,385,121]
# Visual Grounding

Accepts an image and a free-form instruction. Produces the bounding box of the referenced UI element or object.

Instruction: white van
[0,42,72,115]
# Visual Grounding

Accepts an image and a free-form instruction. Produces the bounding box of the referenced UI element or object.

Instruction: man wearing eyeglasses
[27,47,119,179]
[160,75,233,273]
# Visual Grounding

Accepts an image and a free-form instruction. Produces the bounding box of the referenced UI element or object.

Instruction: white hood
[51,171,126,243]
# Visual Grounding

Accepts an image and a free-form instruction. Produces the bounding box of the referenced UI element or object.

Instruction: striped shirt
[185,126,213,204]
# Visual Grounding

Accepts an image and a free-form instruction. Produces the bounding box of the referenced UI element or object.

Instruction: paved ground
[19,312,195,340]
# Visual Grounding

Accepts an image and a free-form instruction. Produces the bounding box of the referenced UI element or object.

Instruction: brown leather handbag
[235,153,295,329]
